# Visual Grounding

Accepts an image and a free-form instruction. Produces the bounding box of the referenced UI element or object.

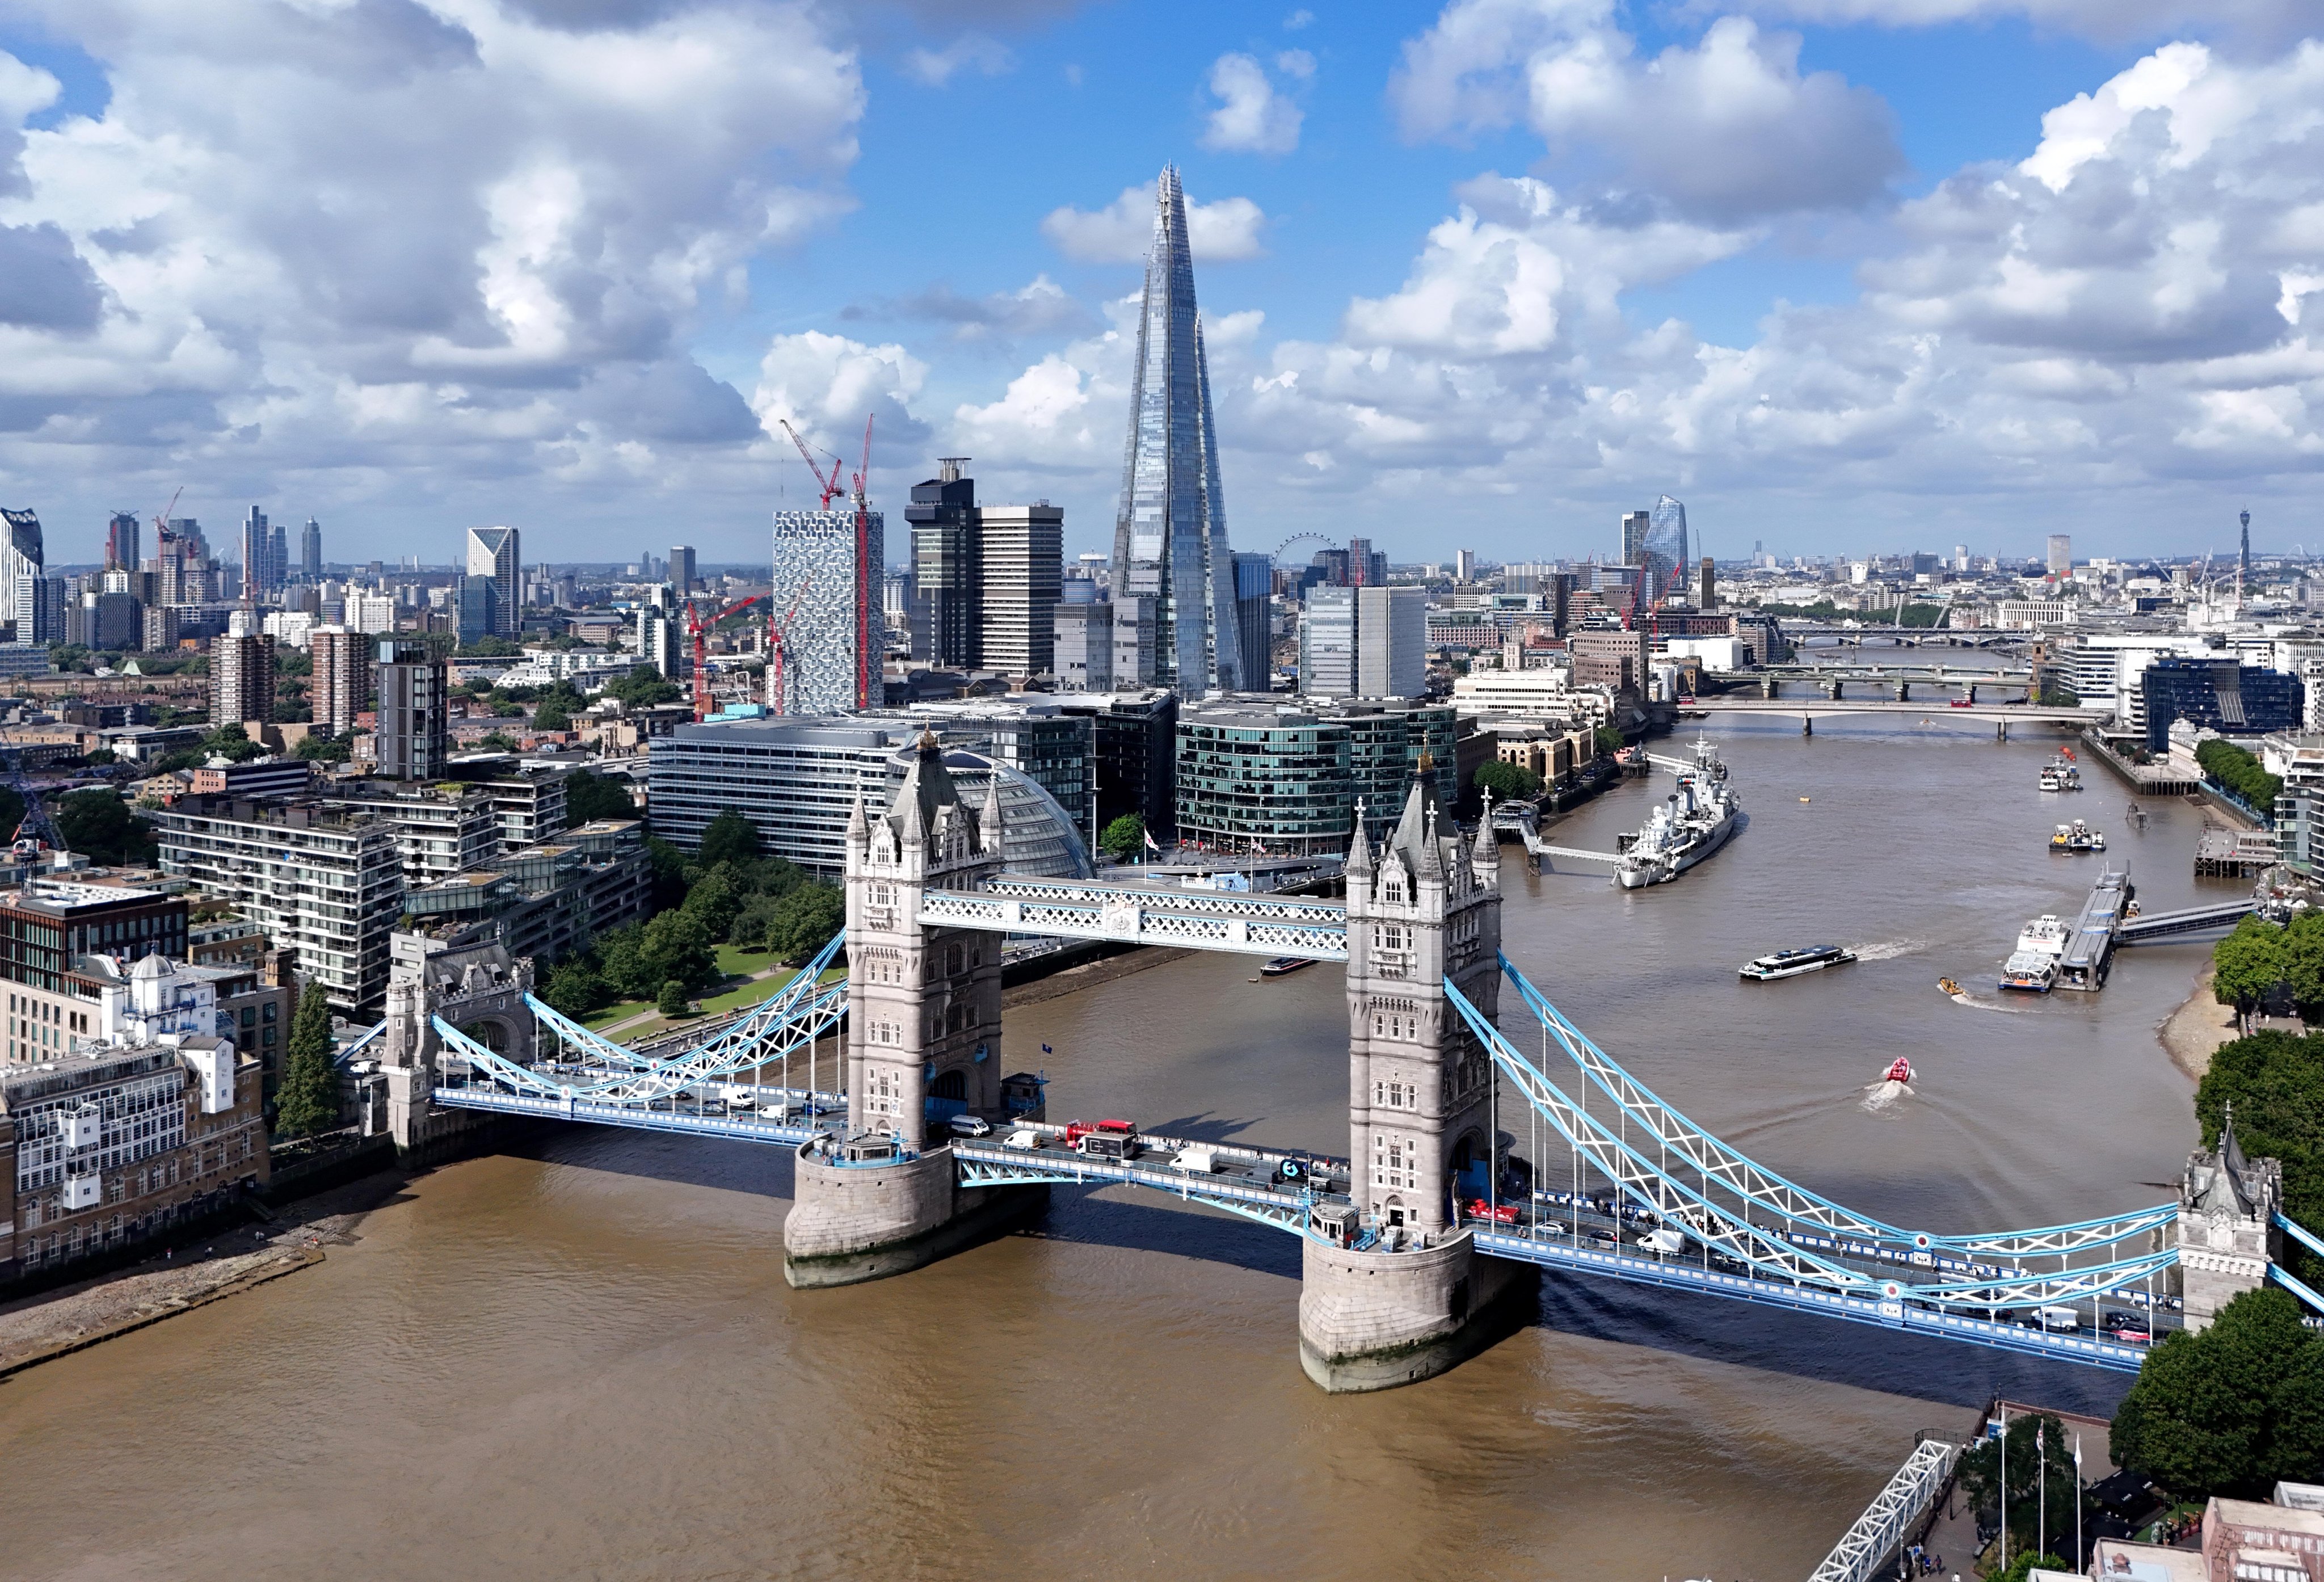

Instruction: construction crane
[150,485,183,544]
[0,726,66,853]
[766,579,812,715]
[685,594,765,722]
[850,414,873,710]
[776,419,847,510]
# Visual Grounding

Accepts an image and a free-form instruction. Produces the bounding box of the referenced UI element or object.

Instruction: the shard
[1111,166,1241,693]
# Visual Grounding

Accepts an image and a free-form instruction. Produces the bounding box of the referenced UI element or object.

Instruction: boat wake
[1860,1079,1914,1113]
[1850,938,1925,963]
[1947,988,2026,1014]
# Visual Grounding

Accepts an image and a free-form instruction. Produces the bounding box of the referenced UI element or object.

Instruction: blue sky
[0,0,2315,569]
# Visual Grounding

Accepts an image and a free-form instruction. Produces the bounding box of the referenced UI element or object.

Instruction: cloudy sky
[0,1,2319,569]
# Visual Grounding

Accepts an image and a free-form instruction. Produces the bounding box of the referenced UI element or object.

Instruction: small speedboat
[1883,1058,1914,1084]
[1938,977,1963,997]
[1260,956,1316,977]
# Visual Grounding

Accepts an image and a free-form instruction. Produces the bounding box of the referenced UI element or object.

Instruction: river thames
[0,719,2230,1581]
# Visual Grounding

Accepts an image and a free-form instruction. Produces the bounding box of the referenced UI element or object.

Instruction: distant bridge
[1689,698,2109,737]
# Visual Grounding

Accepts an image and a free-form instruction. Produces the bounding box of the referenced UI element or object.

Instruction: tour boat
[1999,949,2059,992]
[2016,915,2070,959]
[2049,820,2106,853]
[1738,944,1858,982]
[1883,1058,1914,1084]
[1260,956,1316,977]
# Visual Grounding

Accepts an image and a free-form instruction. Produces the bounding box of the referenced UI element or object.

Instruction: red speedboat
[1883,1058,1914,1084]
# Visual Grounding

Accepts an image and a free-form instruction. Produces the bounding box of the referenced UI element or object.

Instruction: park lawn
[576,964,847,1042]
[582,996,654,1030]
[715,944,780,978]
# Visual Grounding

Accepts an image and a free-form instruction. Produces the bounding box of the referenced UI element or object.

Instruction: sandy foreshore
[2159,960,2238,1083]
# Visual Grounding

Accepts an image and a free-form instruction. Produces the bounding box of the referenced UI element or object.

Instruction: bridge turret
[2177,1107,2283,1329]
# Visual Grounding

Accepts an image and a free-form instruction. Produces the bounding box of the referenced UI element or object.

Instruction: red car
[1465,1198,1519,1226]
[1063,1120,1094,1145]
[1948,699,1973,708]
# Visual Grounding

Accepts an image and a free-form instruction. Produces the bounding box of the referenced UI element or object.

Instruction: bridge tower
[377,925,536,1165]
[2177,1111,2283,1329]
[1299,768,1536,1391]
[784,730,1034,1288]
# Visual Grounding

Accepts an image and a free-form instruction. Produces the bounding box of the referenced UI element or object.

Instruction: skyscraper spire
[1111,165,1239,694]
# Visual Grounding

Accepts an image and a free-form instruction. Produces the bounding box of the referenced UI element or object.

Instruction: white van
[2036,1306,2082,1331]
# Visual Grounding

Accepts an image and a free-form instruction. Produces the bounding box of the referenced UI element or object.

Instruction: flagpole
[1999,1402,2008,1573]
[2039,1422,2047,1562]
[2074,1433,2084,1570]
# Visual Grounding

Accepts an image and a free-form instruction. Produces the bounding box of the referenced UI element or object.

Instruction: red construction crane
[766,578,812,715]
[686,593,764,722]
[777,419,847,510]
[150,485,182,544]
[850,414,873,710]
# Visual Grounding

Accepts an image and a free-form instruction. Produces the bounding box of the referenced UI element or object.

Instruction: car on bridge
[1464,1198,1519,1226]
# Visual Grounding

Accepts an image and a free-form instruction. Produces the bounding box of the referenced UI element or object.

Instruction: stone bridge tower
[378,924,536,1163]
[1341,768,1504,1235]
[2178,1110,2283,1329]
[841,730,1005,1151]
[1300,769,1534,1392]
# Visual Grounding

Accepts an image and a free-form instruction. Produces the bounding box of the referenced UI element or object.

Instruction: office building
[456,575,499,647]
[153,796,406,1012]
[1233,550,1272,693]
[376,637,449,780]
[464,526,520,637]
[2048,534,2073,578]
[908,461,978,670]
[1112,594,1156,688]
[897,700,1092,846]
[670,545,697,592]
[311,625,371,735]
[771,507,883,714]
[1175,701,1454,857]
[1301,586,1358,696]
[1348,537,1386,589]
[107,511,140,572]
[209,620,277,727]
[12,575,62,648]
[0,508,41,646]
[240,506,285,600]
[1640,495,1688,601]
[0,1037,268,1282]
[1056,689,1178,844]
[647,714,1088,877]
[2142,658,2304,751]
[83,591,138,650]
[0,882,188,1009]
[300,517,322,580]
[1572,628,1648,694]
[635,599,685,680]
[1620,510,1650,569]
[979,501,1063,678]
[1302,585,1425,701]
[187,757,314,800]
[1455,548,1476,583]
[1109,166,1243,693]
[1054,603,1112,692]
[1355,587,1425,700]
[1699,556,1716,611]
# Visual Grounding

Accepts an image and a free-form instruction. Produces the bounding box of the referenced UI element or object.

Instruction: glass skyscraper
[1643,495,1688,601]
[1110,166,1241,694]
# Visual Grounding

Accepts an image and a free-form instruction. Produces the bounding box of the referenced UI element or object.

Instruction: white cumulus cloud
[1199,52,1306,156]
[1041,180,1269,263]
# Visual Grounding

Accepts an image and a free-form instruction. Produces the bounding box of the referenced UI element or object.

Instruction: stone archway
[931,1068,967,1102]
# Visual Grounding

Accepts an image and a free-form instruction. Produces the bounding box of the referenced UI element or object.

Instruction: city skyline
[0,7,2319,566]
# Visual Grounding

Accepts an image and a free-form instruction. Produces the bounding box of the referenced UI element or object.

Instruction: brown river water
[0,719,2226,1581]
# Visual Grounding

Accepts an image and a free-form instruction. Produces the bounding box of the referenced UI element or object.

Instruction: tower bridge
[374,731,2310,1392]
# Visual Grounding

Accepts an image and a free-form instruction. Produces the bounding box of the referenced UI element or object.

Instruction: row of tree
[2197,737,2283,812]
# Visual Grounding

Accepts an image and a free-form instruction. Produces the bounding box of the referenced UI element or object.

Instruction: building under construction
[772,508,884,714]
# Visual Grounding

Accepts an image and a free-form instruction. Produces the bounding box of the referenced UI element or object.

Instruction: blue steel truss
[1498,953,2177,1261]
[1448,972,2180,1320]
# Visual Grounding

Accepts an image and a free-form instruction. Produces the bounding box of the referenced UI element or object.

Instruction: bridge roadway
[1689,698,2109,733]
[917,875,1350,960]
[432,1067,2171,1370]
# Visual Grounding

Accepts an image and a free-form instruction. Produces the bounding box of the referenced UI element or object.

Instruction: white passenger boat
[1739,944,1858,982]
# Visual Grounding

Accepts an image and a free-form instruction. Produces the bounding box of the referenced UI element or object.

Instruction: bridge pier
[1894,680,1910,702]
[1761,677,1779,700]
[1298,1232,1536,1392]
[1995,720,2008,742]
[1964,683,1978,704]
[1825,680,1844,701]
[1802,714,1813,737]
[782,1143,1045,1289]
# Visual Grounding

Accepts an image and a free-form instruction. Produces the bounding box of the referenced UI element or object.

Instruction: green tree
[540,961,608,1020]
[728,891,784,951]
[564,769,636,826]
[1099,813,1146,862]
[605,663,683,709]
[697,807,763,866]
[272,982,339,1137]
[2287,913,2324,1021]
[293,732,352,763]
[2197,738,2283,812]
[638,909,718,993]
[47,643,91,673]
[457,635,521,657]
[644,835,688,909]
[656,979,692,1017]
[596,926,651,1000]
[681,862,745,939]
[2112,1288,2324,1497]
[766,882,845,964]
[1593,725,1627,756]
[1473,760,1543,802]
[532,685,576,733]
[473,731,519,754]
[200,723,267,763]
[2215,917,2289,1013]
[1960,1412,2081,1560]
[54,789,157,863]
[1991,1554,2070,1582]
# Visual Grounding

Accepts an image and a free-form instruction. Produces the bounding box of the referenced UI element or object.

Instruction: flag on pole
[1041,1043,1053,1054]
[1143,828,1160,853]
